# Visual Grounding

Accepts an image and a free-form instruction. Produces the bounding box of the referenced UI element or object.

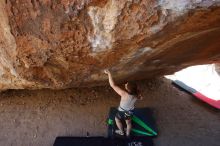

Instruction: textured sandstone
[0,0,220,90]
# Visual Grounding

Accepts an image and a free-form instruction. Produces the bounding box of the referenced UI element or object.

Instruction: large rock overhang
[0,0,219,90]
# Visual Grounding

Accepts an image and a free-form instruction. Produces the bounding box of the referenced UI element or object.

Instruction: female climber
[104,69,143,137]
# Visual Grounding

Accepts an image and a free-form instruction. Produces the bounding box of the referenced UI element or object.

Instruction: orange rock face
[0,0,220,90]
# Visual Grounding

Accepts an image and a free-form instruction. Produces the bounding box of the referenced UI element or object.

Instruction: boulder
[0,0,220,90]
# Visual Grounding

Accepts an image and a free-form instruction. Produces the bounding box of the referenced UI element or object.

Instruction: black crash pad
[54,137,154,146]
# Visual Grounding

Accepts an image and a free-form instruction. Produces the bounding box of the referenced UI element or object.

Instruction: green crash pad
[107,107,158,138]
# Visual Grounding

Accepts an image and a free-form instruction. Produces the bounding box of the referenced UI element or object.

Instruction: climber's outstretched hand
[104,69,110,75]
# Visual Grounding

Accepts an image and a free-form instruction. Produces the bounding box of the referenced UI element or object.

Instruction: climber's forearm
[107,72,115,87]
[105,70,126,96]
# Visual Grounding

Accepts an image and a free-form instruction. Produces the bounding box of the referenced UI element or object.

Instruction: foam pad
[54,137,154,146]
[107,107,157,138]
[173,80,220,109]
[54,137,108,146]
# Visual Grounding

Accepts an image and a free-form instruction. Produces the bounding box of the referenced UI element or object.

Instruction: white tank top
[118,94,137,111]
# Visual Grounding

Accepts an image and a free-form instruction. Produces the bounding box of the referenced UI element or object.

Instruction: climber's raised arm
[104,69,127,97]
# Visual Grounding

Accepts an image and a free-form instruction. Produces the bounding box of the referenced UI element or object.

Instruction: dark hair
[126,82,139,96]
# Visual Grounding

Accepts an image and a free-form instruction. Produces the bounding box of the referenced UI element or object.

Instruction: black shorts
[115,110,133,120]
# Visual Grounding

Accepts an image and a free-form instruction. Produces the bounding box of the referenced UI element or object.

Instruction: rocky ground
[0,78,219,146]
